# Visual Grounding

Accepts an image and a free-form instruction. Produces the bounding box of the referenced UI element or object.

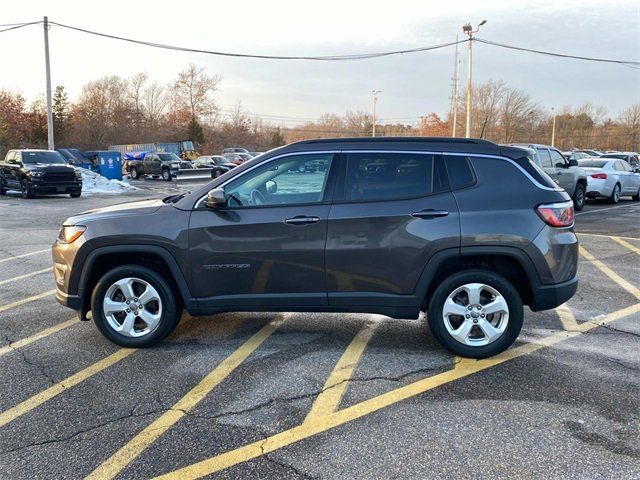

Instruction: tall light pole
[551,107,557,147]
[43,16,54,150]
[463,20,487,138]
[371,90,381,137]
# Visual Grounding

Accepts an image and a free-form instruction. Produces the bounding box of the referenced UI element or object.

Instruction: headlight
[31,171,44,177]
[57,225,86,244]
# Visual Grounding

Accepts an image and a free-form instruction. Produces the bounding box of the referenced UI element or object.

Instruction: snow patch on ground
[80,169,137,194]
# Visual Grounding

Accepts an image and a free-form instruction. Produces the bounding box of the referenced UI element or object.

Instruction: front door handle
[284,216,320,225]
[411,209,449,219]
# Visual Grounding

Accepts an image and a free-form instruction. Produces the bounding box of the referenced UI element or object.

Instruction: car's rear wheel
[162,168,172,181]
[91,265,181,347]
[573,184,585,211]
[21,179,34,199]
[608,183,621,204]
[129,167,139,180]
[427,269,523,358]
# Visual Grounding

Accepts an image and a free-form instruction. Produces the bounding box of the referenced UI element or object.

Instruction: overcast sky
[2,0,639,126]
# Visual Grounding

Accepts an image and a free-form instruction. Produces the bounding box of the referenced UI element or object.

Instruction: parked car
[248,151,265,157]
[125,152,181,181]
[578,158,640,202]
[223,153,253,165]
[222,147,249,154]
[193,155,238,178]
[510,143,588,211]
[599,152,640,167]
[562,151,593,162]
[0,149,82,199]
[53,137,578,359]
[574,149,604,157]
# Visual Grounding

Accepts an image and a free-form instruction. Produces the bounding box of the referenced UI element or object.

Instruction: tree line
[1,64,638,159]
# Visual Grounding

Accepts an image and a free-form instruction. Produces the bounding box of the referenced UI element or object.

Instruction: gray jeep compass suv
[52,138,578,358]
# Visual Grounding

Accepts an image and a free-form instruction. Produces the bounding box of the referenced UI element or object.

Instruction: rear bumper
[529,276,578,311]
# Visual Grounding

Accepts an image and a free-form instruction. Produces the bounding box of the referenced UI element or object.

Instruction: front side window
[537,148,553,168]
[549,149,566,167]
[224,153,333,207]
[345,153,435,202]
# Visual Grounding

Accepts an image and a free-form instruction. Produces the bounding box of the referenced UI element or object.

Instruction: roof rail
[295,137,495,145]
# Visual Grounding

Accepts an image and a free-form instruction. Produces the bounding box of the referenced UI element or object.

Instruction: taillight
[590,173,607,179]
[536,201,574,227]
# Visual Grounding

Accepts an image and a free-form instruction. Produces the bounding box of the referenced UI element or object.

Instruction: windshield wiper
[163,192,189,204]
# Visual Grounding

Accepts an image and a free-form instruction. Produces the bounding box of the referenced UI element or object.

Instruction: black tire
[632,187,639,202]
[212,169,221,179]
[130,167,139,180]
[607,183,621,204]
[91,264,181,347]
[162,168,172,181]
[70,192,81,198]
[21,178,34,199]
[0,178,6,196]
[573,183,586,211]
[427,269,524,359]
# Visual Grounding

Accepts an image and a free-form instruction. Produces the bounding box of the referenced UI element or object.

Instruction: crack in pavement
[264,453,317,479]
[1,332,57,387]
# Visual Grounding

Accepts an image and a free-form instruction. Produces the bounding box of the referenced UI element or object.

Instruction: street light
[463,20,487,138]
[371,90,381,137]
[551,107,557,147]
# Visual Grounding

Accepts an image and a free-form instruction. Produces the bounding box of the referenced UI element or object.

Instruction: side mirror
[568,159,578,167]
[266,180,277,194]
[205,188,227,209]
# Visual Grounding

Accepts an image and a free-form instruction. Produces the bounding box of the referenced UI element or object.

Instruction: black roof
[280,137,529,160]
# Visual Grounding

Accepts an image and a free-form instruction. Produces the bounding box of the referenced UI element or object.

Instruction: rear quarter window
[444,155,476,190]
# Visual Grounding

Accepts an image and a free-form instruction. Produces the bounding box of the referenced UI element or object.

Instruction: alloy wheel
[102,277,162,337]
[442,283,509,347]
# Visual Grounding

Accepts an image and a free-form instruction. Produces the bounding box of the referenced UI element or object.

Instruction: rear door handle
[284,216,320,225]
[411,210,449,219]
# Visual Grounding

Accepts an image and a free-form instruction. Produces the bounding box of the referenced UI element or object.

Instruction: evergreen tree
[52,86,69,143]
[187,117,205,144]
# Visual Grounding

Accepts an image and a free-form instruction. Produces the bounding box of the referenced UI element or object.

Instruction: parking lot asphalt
[0,179,639,479]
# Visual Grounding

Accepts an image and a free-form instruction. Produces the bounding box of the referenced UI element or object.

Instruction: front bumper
[529,276,578,311]
[31,180,82,194]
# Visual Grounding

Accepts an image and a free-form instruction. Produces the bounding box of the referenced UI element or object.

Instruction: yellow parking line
[579,246,640,300]
[610,236,640,255]
[154,302,640,480]
[87,316,285,480]
[577,233,640,241]
[304,322,377,423]
[0,290,56,314]
[0,248,49,264]
[0,317,79,358]
[0,267,53,286]
[555,303,579,331]
[0,348,136,428]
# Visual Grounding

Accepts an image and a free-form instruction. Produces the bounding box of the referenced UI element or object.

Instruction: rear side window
[344,153,434,202]
[515,157,559,189]
[444,155,476,190]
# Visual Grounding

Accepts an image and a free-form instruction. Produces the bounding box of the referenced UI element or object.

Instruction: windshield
[158,153,181,162]
[22,151,66,164]
[578,159,608,168]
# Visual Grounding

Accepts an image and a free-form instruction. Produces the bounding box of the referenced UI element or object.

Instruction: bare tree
[618,103,640,151]
[142,81,167,127]
[171,63,221,120]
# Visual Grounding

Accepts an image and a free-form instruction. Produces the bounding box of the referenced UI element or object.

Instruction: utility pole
[551,107,557,146]
[43,16,54,150]
[450,35,460,137]
[462,20,487,138]
[371,90,381,137]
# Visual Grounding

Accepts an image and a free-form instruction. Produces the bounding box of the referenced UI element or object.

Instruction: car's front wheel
[162,168,172,181]
[70,191,81,198]
[0,178,6,196]
[427,269,523,358]
[21,179,34,199]
[129,167,139,180]
[91,265,181,347]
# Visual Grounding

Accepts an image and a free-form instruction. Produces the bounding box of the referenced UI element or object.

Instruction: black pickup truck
[0,149,82,199]
[125,152,181,181]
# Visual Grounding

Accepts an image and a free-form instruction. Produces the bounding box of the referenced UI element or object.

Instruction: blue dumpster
[84,150,123,180]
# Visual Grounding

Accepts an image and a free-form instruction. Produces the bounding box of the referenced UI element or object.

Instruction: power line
[49,21,466,61]
[0,21,41,34]
[475,37,640,66]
